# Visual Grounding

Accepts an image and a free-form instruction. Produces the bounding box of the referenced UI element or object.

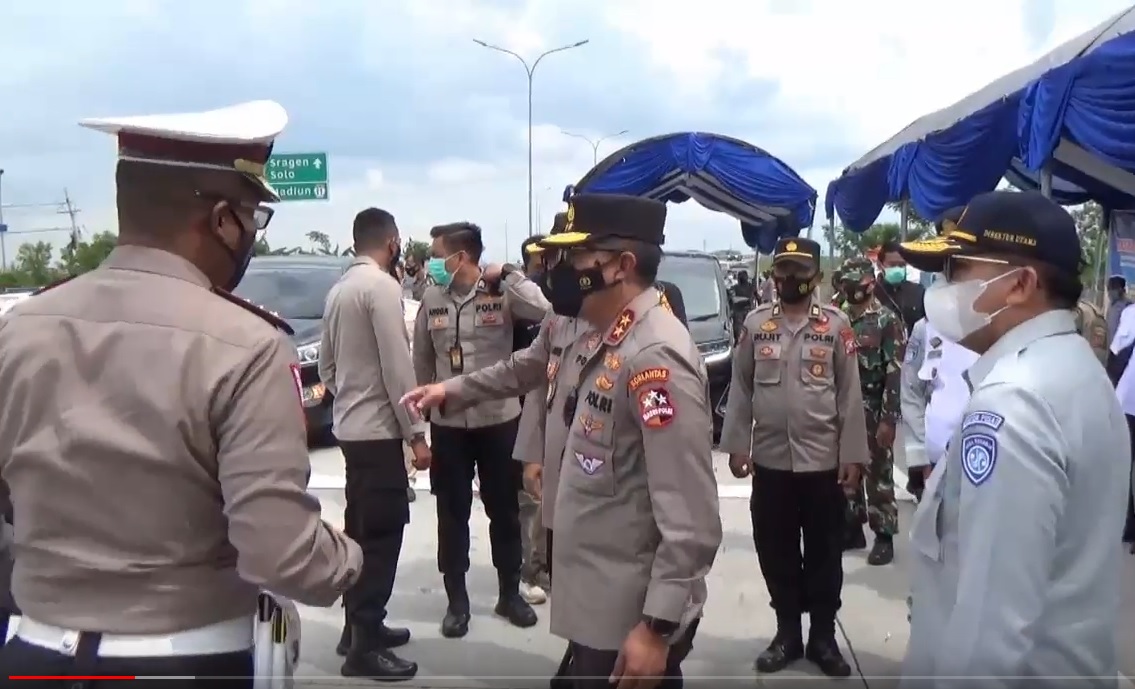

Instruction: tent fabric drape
[825,10,1135,233]
[568,132,816,254]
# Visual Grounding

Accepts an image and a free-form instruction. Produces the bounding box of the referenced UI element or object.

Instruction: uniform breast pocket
[566,437,615,497]
[474,311,505,327]
[909,463,946,562]
[753,342,783,385]
[800,346,834,386]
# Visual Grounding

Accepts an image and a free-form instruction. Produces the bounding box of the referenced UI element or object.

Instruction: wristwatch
[641,616,679,638]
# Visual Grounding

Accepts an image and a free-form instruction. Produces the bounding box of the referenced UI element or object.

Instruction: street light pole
[473,38,589,236]
[561,129,629,166]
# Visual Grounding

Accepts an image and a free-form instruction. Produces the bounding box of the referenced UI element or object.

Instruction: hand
[610,622,669,689]
[728,453,752,479]
[875,421,896,449]
[481,263,503,283]
[400,383,447,413]
[838,463,862,489]
[522,463,543,500]
[410,438,432,471]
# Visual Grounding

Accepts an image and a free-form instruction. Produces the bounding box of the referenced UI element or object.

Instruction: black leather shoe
[441,606,471,638]
[867,536,894,566]
[495,592,538,628]
[805,636,852,678]
[341,647,418,682]
[377,624,411,648]
[754,633,804,673]
[843,525,867,551]
[336,624,351,657]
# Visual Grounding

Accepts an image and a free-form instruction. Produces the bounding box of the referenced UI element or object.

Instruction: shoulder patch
[929,336,943,348]
[628,367,669,391]
[961,410,1004,431]
[839,327,856,355]
[214,289,295,335]
[960,433,997,486]
[736,326,748,346]
[637,386,676,429]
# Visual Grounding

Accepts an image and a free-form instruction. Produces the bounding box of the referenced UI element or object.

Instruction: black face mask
[842,285,871,305]
[215,210,256,291]
[775,276,813,304]
[529,269,552,301]
[545,259,615,318]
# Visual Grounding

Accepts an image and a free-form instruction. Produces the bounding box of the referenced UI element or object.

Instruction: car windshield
[233,267,341,320]
[657,256,722,321]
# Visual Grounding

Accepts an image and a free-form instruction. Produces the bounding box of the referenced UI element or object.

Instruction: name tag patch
[961,433,997,486]
[637,387,676,429]
[628,367,669,391]
[961,411,1004,431]
[904,336,921,364]
[575,452,605,475]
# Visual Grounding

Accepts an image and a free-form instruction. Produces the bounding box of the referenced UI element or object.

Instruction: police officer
[319,207,430,680]
[412,222,550,637]
[720,237,868,678]
[0,102,361,684]
[836,257,905,565]
[898,190,1129,685]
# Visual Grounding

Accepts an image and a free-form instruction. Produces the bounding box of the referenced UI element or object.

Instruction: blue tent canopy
[564,132,816,254]
[825,7,1135,233]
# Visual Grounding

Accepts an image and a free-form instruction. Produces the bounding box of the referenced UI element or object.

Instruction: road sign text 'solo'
[266,153,329,202]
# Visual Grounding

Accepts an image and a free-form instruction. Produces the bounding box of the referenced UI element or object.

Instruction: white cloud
[2,0,1128,269]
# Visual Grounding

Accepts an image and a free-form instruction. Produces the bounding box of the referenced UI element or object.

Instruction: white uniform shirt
[1112,302,1135,416]
[902,310,1130,689]
[900,319,980,468]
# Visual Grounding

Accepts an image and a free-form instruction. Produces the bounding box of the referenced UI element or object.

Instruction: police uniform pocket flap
[566,437,615,497]
[800,344,834,383]
[426,308,450,331]
[753,342,783,385]
[474,298,505,327]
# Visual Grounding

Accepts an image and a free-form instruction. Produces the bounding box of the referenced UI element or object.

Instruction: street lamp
[473,38,589,236]
[561,129,629,166]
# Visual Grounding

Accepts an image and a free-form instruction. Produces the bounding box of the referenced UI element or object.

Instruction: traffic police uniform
[319,253,426,679]
[720,237,869,677]
[898,190,1129,687]
[412,244,551,636]
[837,257,905,564]
[0,102,361,685]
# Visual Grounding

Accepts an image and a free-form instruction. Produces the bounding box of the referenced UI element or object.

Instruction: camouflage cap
[839,257,875,283]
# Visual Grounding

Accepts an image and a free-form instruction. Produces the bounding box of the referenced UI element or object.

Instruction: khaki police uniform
[319,255,425,670]
[719,237,868,676]
[412,266,549,627]
[0,102,361,685]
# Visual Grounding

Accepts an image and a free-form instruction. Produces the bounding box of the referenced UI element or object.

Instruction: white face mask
[923,269,1020,343]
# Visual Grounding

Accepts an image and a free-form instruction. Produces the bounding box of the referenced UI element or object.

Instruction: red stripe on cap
[118,133,270,167]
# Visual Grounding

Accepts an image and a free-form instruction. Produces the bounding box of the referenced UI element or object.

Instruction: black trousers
[751,466,844,628]
[0,637,252,689]
[1125,416,1135,542]
[341,438,410,629]
[430,419,523,576]
[568,619,700,689]
[546,528,554,579]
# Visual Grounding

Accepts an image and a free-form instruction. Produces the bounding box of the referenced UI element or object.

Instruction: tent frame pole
[1040,165,1054,198]
[899,199,910,240]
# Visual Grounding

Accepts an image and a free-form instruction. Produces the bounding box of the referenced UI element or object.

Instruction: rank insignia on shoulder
[839,328,856,355]
[960,433,997,486]
[961,410,1004,431]
[930,336,943,348]
[637,387,676,429]
[607,309,635,345]
[759,320,778,332]
[628,367,670,391]
[214,289,295,335]
[595,373,615,391]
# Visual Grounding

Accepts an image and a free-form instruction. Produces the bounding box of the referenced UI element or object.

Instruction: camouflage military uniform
[1074,299,1107,364]
[838,258,905,550]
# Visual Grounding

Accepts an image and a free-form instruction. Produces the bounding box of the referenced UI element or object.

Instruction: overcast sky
[0,0,1129,262]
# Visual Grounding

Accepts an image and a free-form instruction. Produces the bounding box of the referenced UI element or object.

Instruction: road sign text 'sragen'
[266,153,329,202]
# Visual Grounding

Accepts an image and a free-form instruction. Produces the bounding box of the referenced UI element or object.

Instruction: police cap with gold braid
[772,237,821,266]
[526,212,570,256]
[539,193,666,249]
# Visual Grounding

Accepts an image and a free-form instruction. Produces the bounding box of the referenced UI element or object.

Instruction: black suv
[657,251,733,443]
[233,255,348,443]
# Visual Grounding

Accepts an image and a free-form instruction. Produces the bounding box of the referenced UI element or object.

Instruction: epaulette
[31,274,78,296]
[213,288,295,335]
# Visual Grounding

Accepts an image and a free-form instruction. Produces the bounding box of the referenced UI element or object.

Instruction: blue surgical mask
[426,257,454,288]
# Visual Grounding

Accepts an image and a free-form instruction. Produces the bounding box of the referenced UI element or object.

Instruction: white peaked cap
[79,100,288,202]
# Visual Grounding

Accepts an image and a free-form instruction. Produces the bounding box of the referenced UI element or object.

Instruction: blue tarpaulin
[825,7,1135,233]
[565,132,816,254]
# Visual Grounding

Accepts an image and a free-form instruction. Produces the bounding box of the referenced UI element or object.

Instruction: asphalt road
[300,444,1135,688]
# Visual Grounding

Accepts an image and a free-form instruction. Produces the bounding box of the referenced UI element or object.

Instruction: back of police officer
[0,103,360,685]
[720,237,868,678]
[412,222,550,637]
[898,190,1128,687]
[319,207,428,680]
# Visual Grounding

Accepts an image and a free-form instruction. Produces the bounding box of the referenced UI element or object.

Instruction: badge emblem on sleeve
[637,387,676,429]
[960,433,997,486]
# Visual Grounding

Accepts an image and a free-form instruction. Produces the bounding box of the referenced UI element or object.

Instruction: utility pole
[0,168,6,271]
[61,189,81,250]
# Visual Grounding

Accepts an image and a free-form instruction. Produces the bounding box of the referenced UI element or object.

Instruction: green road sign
[266,153,329,202]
